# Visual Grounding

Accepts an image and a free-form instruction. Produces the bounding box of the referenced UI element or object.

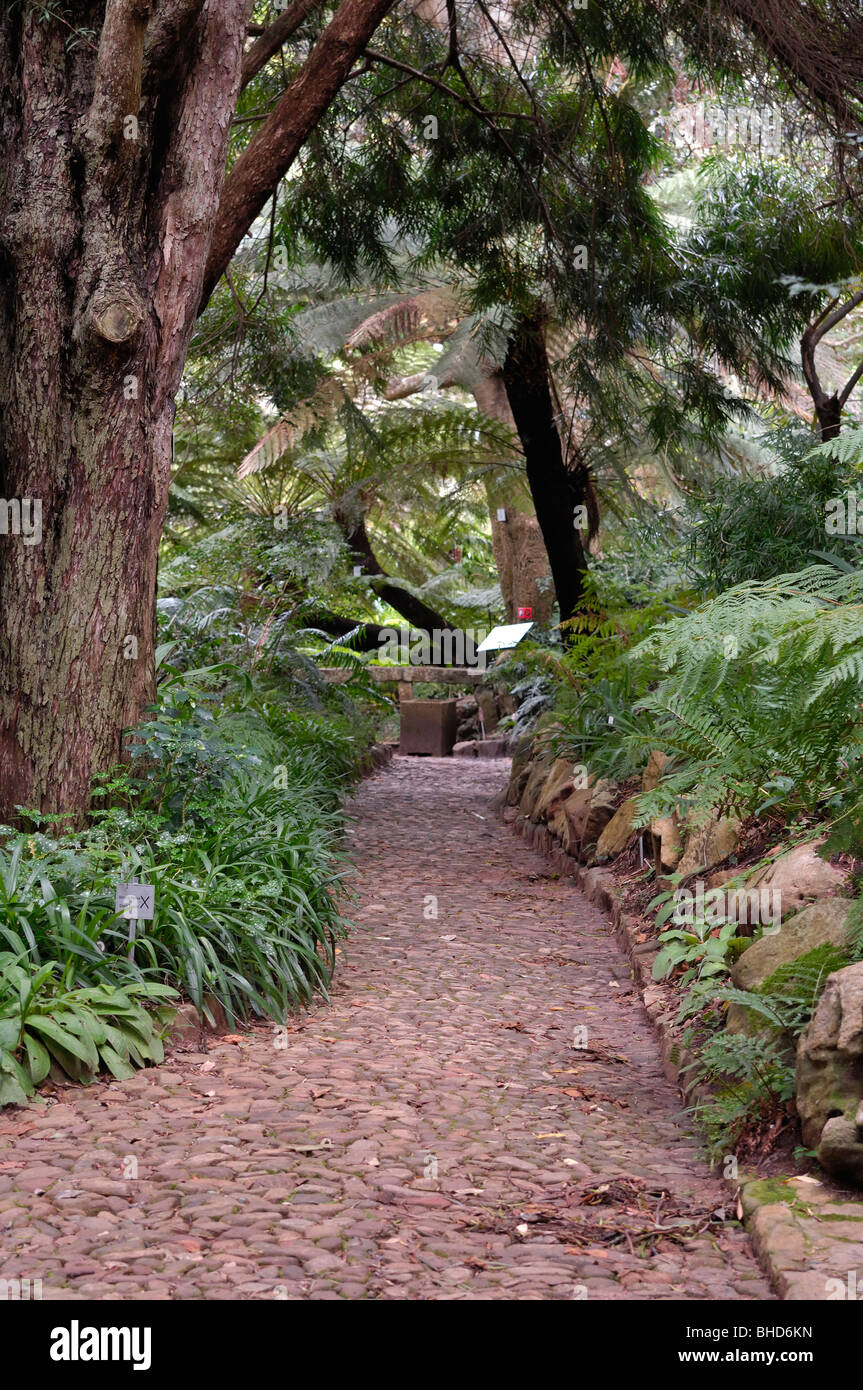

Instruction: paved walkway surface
[0,757,772,1299]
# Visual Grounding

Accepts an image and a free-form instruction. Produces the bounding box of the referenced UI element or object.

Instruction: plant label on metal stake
[115,881,155,957]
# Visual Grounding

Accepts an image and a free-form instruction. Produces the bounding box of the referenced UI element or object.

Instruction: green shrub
[0,954,175,1105]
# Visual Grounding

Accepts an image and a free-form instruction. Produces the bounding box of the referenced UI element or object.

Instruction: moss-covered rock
[730,899,854,993]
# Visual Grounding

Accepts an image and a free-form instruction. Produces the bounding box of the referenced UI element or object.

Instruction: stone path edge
[501,807,863,1303]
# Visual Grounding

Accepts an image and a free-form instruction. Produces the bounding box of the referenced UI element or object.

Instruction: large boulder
[506,735,536,806]
[796,962,863,1181]
[730,899,854,993]
[677,811,741,879]
[551,779,617,861]
[596,796,640,860]
[650,815,682,872]
[749,841,846,919]
[518,754,554,819]
[642,749,669,793]
[533,757,579,822]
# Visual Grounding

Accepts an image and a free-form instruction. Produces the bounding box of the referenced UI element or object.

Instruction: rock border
[501,806,863,1302]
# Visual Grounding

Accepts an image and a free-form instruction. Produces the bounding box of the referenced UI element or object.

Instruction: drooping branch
[673,0,863,133]
[301,612,386,650]
[333,503,457,635]
[199,0,395,311]
[241,0,324,89]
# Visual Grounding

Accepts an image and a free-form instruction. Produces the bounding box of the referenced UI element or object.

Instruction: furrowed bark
[0,0,251,822]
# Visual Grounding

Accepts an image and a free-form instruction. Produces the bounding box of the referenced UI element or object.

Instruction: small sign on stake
[477,621,534,653]
[115,881,155,957]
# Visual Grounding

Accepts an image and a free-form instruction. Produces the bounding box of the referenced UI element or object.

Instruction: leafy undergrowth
[604,824,862,1172]
[0,659,376,1105]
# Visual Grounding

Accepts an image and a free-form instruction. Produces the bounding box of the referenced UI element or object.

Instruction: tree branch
[152,0,252,407]
[801,292,863,414]
[838,356,863,410]
[200,0,396,312]
[85,0,151,159]
[810,289,863,348]
[241,0,324,89]
[335,506,457,633]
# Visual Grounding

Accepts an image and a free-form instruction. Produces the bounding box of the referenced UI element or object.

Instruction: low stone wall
[496,797,863,1302]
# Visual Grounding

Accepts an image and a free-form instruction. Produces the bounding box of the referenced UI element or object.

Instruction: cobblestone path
[0,756,773,1299]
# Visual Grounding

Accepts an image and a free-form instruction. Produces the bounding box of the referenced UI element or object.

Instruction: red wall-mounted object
[516,606,533,621]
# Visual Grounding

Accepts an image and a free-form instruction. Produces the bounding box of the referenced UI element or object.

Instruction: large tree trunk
[472,375,555,627]
[0,0,250,820]
[0,0,392,823]
[501,315,595,628]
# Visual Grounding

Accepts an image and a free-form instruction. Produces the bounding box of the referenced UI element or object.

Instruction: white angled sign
[477,622,534,653]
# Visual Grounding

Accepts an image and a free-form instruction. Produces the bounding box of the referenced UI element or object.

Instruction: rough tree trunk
[0,0,250,820]
[0,0,394,822]
[501,315,596,628]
